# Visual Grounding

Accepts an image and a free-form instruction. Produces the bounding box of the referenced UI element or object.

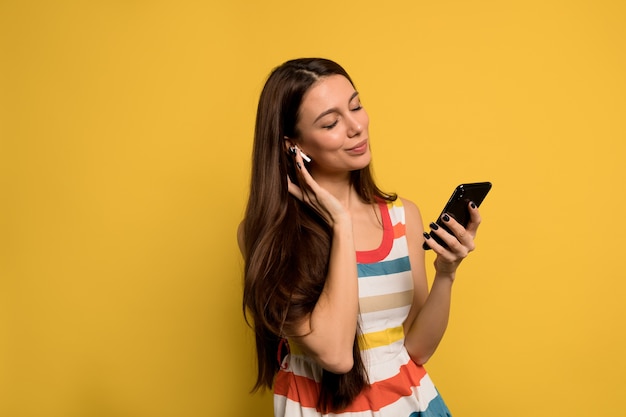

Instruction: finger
[423,231,465,262]
[292,146,316,185]
[286,175,304,201]
[430,216,465,247]
[464,201,482,235]
[287,167,329,221]
[431,215,475,253]
[291,147,326,204]
[288,146,317,197]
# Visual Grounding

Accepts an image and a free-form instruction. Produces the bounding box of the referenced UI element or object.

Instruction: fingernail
[442,214,450,222]
[470,201,477,209]
[296,162,302,169]
[289,147,297,155]
[429,222,439,231]
[423,232,431,240]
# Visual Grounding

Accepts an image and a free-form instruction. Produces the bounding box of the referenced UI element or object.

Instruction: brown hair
[242,58,396,412]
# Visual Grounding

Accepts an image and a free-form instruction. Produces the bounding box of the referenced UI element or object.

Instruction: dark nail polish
[429,222,439,231]
[289,147,297,155]
[442,214,450,222]
[423,232,431,240]
[296,162,302,169]
[470,201,477,209]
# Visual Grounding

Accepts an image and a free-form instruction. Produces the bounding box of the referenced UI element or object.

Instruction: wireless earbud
[299,150,311,163]
[289,146,312,163]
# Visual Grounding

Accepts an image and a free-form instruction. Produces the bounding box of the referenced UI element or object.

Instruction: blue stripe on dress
[408,392,453,416]
[357,256,411,278]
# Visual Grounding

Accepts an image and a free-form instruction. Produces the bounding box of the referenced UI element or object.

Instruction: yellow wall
[2,1,625,416]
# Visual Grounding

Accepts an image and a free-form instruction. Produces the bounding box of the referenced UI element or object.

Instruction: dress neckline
[356,200,393,264]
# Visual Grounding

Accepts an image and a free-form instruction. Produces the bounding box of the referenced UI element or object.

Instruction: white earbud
[299,150,311,163]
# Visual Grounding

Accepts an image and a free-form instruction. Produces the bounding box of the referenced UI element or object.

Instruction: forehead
[300,75,356,112]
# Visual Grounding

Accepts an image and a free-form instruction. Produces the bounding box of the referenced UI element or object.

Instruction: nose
[347,114,363,137]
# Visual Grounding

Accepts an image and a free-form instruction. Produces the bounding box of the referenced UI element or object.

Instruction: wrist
[331,212,352,230]
[433,271,456,284]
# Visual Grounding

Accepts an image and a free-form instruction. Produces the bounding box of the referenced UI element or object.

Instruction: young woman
[238,58,482,416]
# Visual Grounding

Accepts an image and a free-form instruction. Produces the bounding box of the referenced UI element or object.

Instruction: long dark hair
[242,58,396,412]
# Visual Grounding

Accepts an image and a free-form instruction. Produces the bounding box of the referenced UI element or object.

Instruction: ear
[283,136,296,154]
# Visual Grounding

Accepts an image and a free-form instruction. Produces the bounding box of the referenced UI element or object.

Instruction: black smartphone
[423,182,492,250]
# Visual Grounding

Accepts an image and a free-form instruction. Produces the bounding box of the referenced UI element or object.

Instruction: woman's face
[293,74,371,175]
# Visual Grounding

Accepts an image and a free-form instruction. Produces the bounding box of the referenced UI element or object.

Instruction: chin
[361,151,372,166]
[352,155,372,171]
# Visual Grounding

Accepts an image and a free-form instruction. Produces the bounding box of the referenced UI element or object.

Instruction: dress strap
[277,337,290,370]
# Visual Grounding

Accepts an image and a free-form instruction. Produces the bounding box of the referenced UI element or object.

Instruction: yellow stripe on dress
[290,325,406,355]
[360,325,405,350]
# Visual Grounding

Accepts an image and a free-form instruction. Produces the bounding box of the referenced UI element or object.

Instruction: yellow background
[2,1,625,416]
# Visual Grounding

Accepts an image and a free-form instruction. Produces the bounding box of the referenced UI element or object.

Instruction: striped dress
[274,199,452,417]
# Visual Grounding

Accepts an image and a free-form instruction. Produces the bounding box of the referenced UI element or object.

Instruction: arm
[241,218,358,373]
[402,198,481,365]
[282,149,359,374]
[289,216,359,374]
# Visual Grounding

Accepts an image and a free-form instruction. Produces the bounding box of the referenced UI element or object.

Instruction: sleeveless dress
[274,199,452,417]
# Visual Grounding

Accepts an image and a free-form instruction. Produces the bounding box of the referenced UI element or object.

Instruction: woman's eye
[351,104,363,111]
[323,120,338,129]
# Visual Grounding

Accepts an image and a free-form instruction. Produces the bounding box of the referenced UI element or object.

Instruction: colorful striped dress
[274,199,452,416]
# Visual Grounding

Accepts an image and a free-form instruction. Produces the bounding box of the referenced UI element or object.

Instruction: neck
[313,171,355,209]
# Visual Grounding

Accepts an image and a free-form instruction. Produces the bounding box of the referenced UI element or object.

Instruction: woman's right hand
[286,146,350,227]
[284,146,359,374]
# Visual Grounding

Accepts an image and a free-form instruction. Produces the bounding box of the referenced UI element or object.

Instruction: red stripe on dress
[356,201,394,264]
[274,360,428,413]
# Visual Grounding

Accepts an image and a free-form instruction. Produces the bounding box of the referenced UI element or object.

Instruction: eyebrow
[313,91,360,124]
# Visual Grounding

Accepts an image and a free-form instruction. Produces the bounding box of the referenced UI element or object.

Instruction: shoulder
[397,197,423,222]
[394,197,425,237]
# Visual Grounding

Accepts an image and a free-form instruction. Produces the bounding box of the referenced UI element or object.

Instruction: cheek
[306,132,345,151]
[360,111,370,130]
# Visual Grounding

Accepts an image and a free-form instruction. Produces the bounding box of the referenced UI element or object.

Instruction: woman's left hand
[424,202,482,275]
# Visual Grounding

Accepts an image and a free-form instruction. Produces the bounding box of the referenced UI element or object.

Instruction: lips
[346,140,368,153]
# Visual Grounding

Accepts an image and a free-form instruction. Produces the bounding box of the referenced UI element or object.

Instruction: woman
[238,58,481,416]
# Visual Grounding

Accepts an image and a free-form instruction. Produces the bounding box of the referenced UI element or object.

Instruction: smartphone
[423,182,492,250]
